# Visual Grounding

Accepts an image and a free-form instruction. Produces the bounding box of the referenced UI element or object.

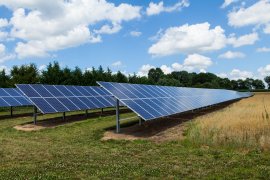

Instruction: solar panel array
[16,84,116,114]
[0,88,32,107]
[98,82,252,121]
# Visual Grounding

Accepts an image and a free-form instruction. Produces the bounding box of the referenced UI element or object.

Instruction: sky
[0,0,270,80]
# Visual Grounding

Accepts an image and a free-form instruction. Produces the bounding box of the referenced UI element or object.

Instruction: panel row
[30,96,115,114]
[98,82,245,100]
[0,88,24,97]
[16,84,111,98]
[121,94,243,120]
[98,82,252,121]
[0,97,32,107]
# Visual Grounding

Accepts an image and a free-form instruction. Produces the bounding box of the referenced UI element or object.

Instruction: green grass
[0,108,270,179]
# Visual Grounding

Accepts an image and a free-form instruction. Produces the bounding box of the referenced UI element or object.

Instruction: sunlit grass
[187,93,270,150]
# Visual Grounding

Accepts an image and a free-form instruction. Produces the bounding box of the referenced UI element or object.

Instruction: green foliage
[0,61,268,90]
[10,63,39,85]
[0,69,10,87]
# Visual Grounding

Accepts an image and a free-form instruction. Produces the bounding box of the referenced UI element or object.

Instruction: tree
[0,69,10,87]
[70,67,83,85]
[170,71,191,86]
[157,78,181,86]
[114,71,128,83]
[252,79,265,90]
[265,76,270,89]
[40,62,63,84]
[148,68,164,83]
[11,63,39,84]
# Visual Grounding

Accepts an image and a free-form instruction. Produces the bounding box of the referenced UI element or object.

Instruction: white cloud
[160,65,173,74]
[94,23,122,34]
[228,0,270,34]
[0,0,141,58]
[217,69,253,80]
[230,69,253,80]
[258,65,270,77]
[38,64,47,72]
[0,43,15,63]
[218,51,245,59]
[149,22,227,56]
[216,73,228,78]
[130,31,142,37]
[112,61,122,67]
[137,64,155,76]
[15,25,99,58]
[0,65,10,74]
[138,54,212,76]
[264,24,270,34]
[257,47,270,52]
[183,54,212,71]
[0,18,8,28]
[146,0,189,16]
[221,0,238,8]
[227,33,258,47]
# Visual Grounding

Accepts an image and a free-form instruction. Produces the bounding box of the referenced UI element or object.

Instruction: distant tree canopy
[0,61,267,91]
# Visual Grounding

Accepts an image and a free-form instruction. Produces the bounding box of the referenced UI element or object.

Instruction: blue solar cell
[57,98,80,111]
[2,97,22,106]
[16,84,40,97]
[31,98,56,114]
[54,85,74,96]
[69,97,90,109]
[122,99,155,120]
[16,97,32,105]
[84,87,100,96]
[93,87,109,96]
[31,84,54,97]
[75,86,90,96]
[6,88,21,96]
[0,89,9,96]
[42,85,64,97]
[65,86,83,96]
[87,97,104,108]
[0,97,10,106]
[45,98,69,112]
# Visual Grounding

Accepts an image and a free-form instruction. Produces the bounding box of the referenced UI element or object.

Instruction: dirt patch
[102,100,238,142]
[14,109,131,132]
[14,124,46,131]
[102,122,187,142]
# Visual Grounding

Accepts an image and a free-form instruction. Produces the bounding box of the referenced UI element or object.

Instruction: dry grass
[187,93,270,150]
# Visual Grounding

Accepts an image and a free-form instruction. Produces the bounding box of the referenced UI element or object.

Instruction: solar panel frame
[98,81,252,121]
[0,88,32,107]
[16,84,118,114]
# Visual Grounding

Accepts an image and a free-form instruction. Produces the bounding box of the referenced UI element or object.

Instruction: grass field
[1,94,270,179]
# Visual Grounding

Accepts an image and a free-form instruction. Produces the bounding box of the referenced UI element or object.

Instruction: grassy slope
[0,108,270,179]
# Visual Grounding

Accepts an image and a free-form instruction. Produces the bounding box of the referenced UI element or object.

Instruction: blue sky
[0,0,270,80]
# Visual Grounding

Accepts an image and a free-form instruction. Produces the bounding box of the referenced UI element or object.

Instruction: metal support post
[10,106,13,117]
[85,110,88,118]
[63,112,66,120]
[139,117,142,126]
[116,99,120,133]
[33,106,37,124]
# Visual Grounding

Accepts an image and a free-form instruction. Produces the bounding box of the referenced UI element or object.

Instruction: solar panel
[16,84,116,114]
[0,88,32,107]
[98,82,252,121]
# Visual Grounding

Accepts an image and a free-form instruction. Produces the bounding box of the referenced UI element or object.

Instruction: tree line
[0,61,268,90]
